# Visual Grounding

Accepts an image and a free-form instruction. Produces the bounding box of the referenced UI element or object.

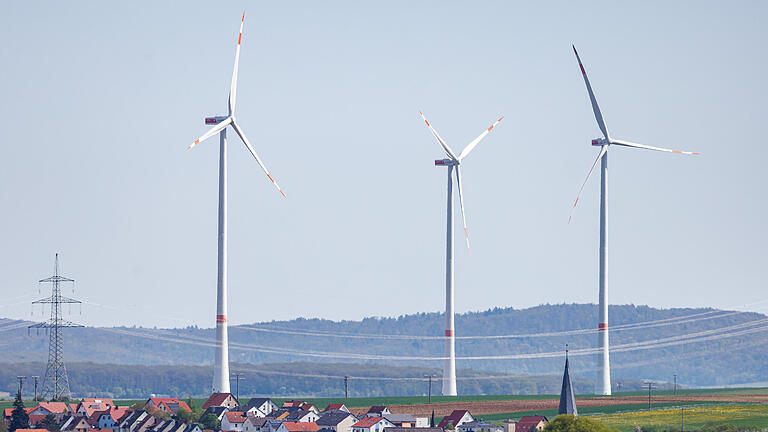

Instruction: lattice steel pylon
[29,254,83,400]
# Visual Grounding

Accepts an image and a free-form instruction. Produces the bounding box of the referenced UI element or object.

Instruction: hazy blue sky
[0,1,766,328]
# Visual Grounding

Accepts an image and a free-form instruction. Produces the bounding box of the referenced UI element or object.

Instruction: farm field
[593,404,768,432]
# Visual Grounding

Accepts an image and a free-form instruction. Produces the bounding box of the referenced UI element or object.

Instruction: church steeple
[558,345,578,416]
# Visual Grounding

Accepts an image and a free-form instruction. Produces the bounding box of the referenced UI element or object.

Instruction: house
[352,417,395,432]
[135,416,161,432]
[97,407,133,429]
[364,408,391,418]
[244,417,270,432]
[458,421,503,432]
[382,415,416,428]
[146,398,192,415]
[15,429,48,432]
[278,422,319,432]
[222,412,249,432]
[200,406,230,422]
[438,411,474,429]
[118,410,149,432]
[78,399,116,418]
[286,411,318,423]
[69,417,93,432]
[34,402,73,416]
[281,402,318,415]
[512,417,547,432]
[321,405,349,414]
[201,393,239,411]
[243,399,278,418]
[316,411,356,432]
[261,419,286,432]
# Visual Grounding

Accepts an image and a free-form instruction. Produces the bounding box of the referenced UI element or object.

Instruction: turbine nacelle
[591,138,608,146]
[205,116,229,125]
[435,159,458,167]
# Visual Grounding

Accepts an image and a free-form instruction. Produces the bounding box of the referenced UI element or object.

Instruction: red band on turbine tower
[598,323,608,330]
[216,314,227,323]
[445,329,453,337]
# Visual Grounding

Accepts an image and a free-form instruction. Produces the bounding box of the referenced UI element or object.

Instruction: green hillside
[1,303,766,396]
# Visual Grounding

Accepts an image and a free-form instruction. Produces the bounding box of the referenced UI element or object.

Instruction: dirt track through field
[350,394,768,418]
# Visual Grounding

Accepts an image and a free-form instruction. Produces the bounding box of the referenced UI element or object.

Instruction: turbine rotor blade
[419,110,458,161]
[230,120,287,198]
[188,117,233,150]
[455,166,470,254]
[228,11,245,116]
[573,45,610,141]
[569,145,608,224]
[611,139,699,155]
[457,116,503,161]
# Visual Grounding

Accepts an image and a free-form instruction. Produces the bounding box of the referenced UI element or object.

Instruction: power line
[100,317,768,363]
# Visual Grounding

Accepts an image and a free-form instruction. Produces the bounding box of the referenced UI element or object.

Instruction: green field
[592,404,768,432]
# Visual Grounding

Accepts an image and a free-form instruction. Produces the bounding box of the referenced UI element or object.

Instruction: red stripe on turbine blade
[445,330,454,337]
[216,314,227,323]
[598,323,608,330]
[280,190,287,198]
[267,173,275,182]
[580,64,586,75]
[242,11,245,21]
[238,34,242,45]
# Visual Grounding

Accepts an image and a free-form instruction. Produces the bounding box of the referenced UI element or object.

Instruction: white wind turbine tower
[569,45,698,395]
[188,12,286,393]
[419,111,503,396]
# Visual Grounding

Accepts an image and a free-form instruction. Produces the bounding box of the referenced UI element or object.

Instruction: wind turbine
[188,12,286,394]
[569,45,698,395]
[419,110,502,396]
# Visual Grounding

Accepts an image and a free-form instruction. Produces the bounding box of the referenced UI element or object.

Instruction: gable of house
[202,393,238,411]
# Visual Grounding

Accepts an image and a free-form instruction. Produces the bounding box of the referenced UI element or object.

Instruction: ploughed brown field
[350,394,768,418]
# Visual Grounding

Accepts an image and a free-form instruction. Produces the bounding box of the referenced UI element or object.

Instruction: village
[2,394,553,432]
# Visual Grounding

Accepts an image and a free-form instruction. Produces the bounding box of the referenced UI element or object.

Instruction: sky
[0,1,766,329]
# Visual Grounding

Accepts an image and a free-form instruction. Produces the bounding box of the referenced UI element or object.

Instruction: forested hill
[1,303,766,391]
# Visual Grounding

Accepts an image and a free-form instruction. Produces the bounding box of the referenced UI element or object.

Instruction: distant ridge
[1,304,766,390]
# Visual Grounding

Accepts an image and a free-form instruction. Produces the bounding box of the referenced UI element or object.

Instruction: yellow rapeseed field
[592,404,768,430]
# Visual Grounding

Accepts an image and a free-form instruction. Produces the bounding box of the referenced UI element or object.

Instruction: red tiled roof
[352,417,384,428]
[282,401,305,408]
[37,402,71,414]
[324,404,346,411]
[282,422,319,432]
[202,393,235,411]
[15,429,47,432]
[225,412,247,424]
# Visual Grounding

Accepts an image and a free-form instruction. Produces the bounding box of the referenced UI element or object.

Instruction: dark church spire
[558,345,578,416]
